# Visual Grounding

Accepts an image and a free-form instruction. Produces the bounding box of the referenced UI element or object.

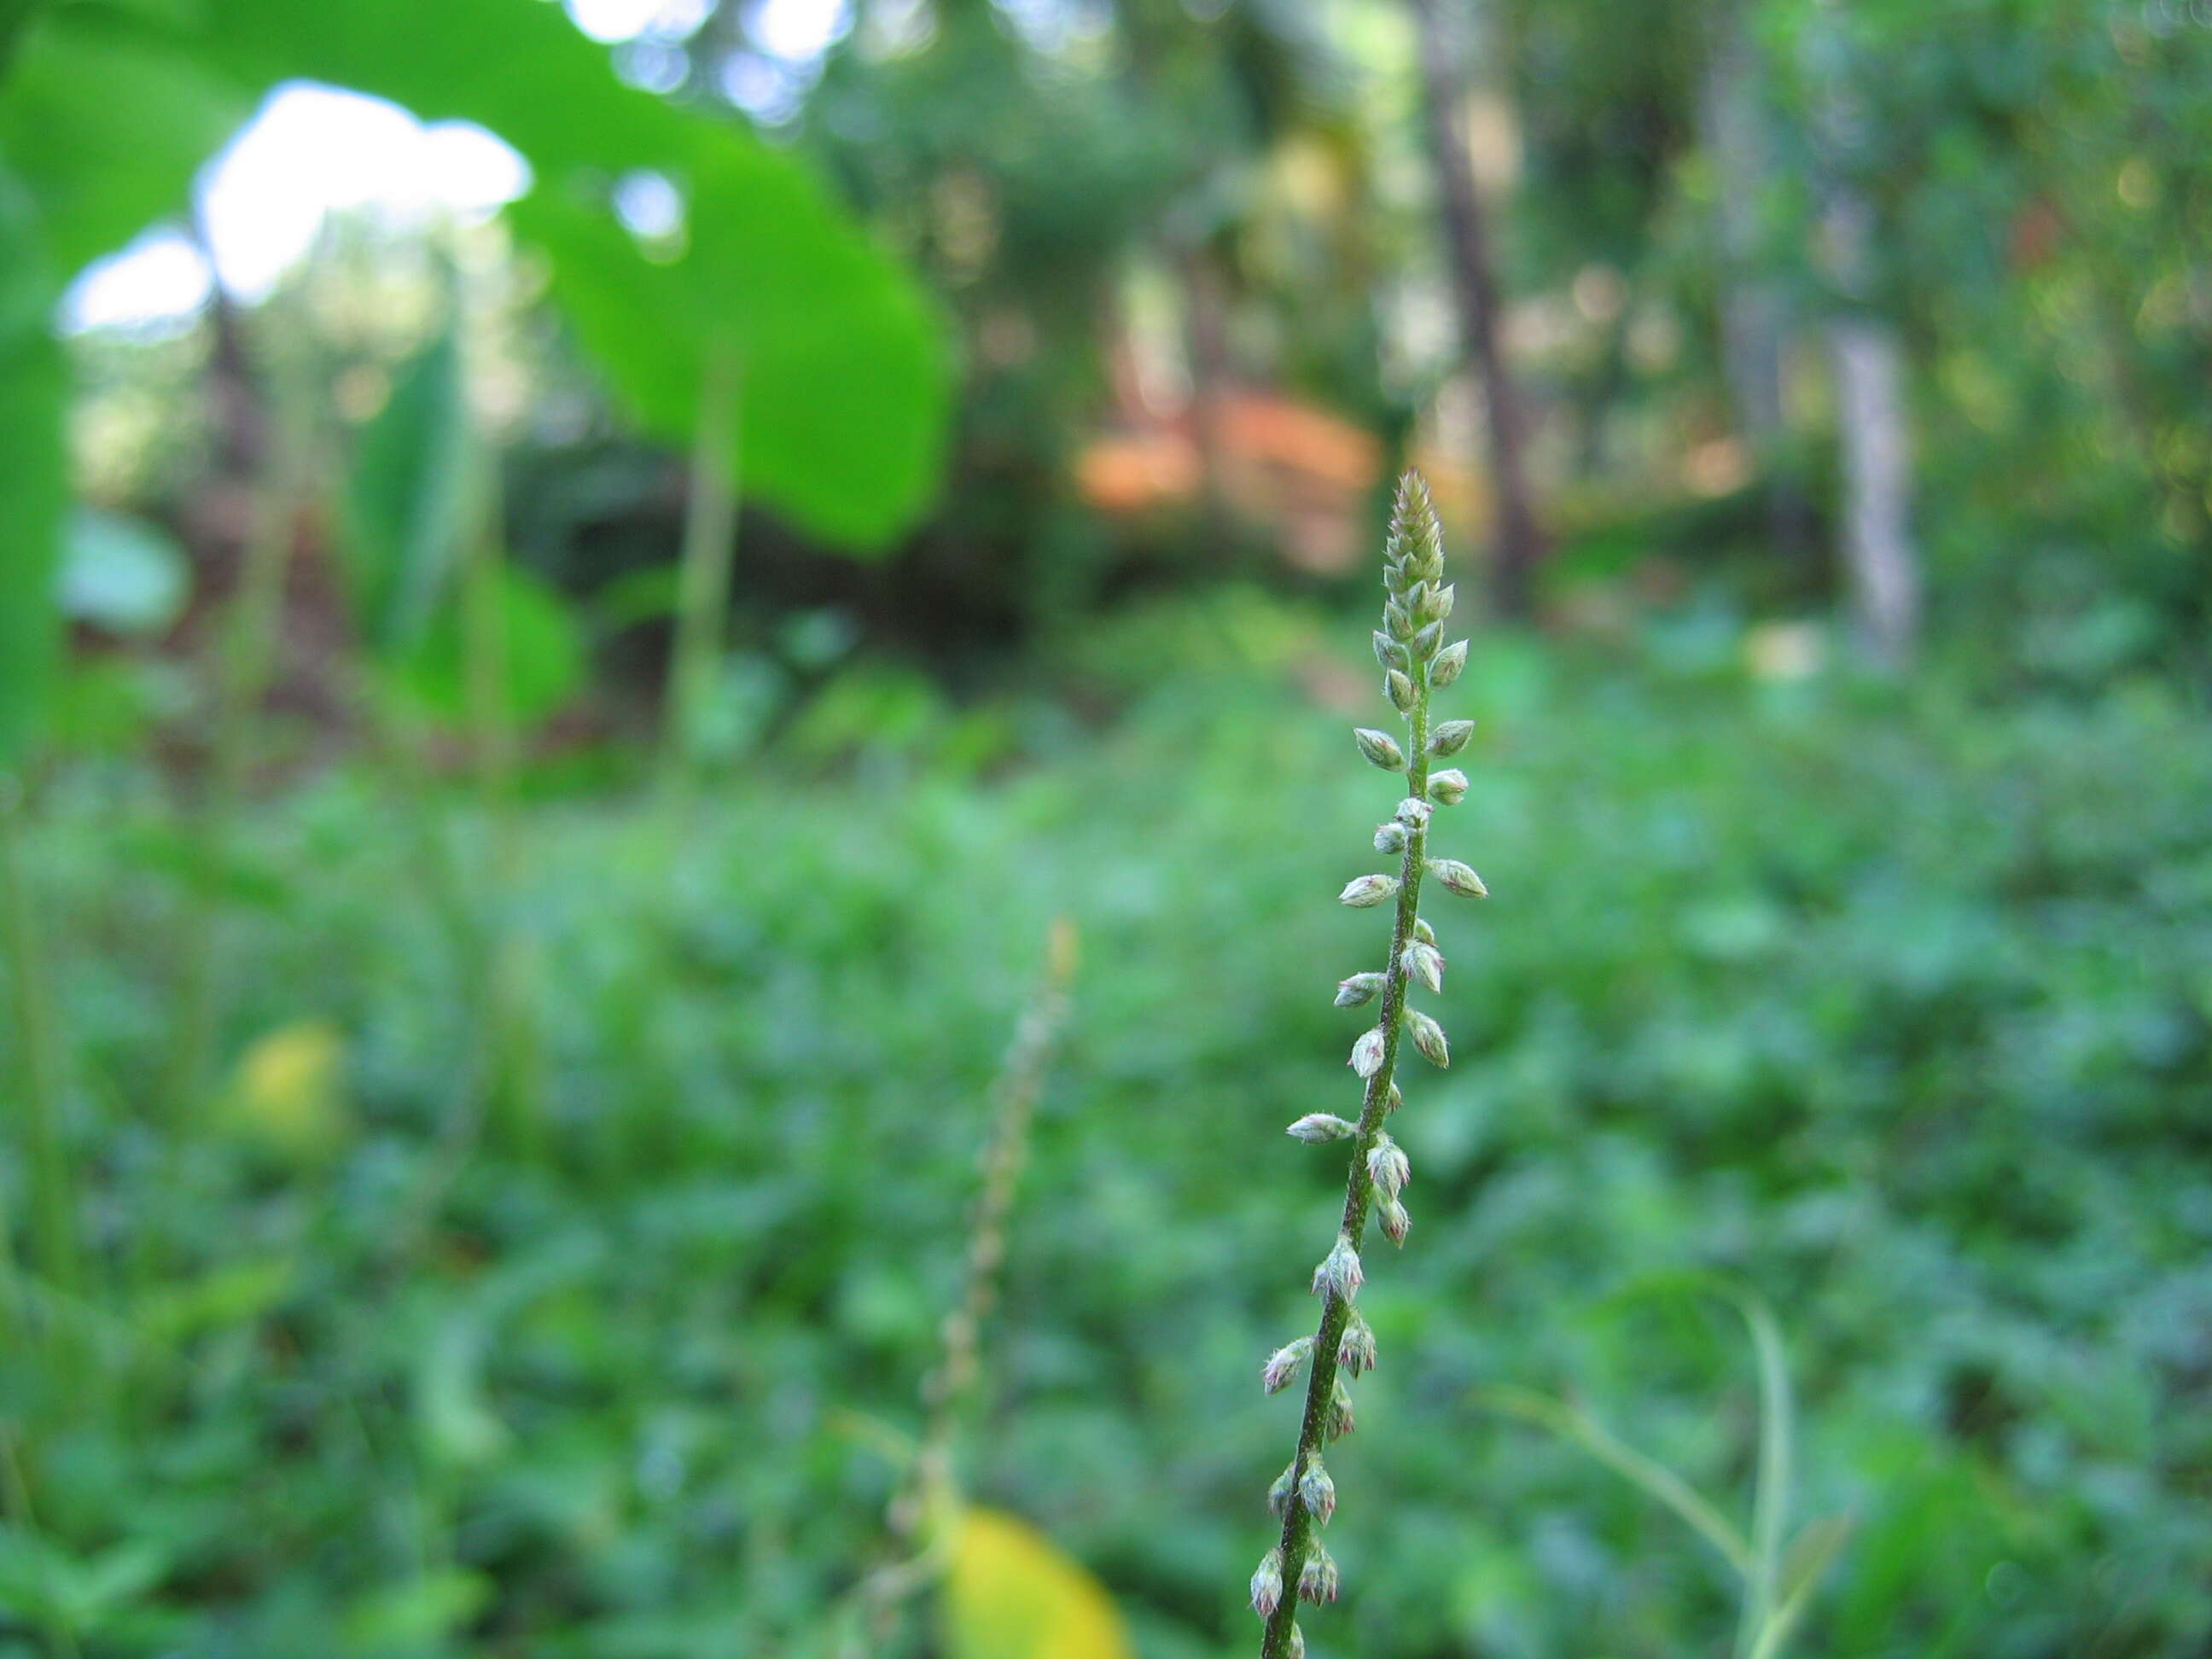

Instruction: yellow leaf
[943,1507,1133,1659]
[224,1018,349,1159]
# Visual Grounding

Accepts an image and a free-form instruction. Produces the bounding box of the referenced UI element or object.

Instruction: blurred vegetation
[3,0,2210,1654]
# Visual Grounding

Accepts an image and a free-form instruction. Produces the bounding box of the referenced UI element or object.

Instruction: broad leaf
[341,320,472,654]
[0,164,63,765]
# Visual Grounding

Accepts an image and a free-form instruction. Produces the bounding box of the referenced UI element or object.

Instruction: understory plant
[1249,471,1484,1658]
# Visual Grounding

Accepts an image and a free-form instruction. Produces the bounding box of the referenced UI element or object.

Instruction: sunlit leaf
[942,1508,1133,1659]
[59,506,189,634]
[223,1017,348,1158]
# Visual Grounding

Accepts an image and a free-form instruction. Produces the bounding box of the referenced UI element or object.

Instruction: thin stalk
[0,780,75,1313]
[659,344,742,816]
[459,461,542,1161]
[834,919,1080,1659]
[1255,473,1481,1657]
[1260,736,1429,1659]
[164,362,305,1123]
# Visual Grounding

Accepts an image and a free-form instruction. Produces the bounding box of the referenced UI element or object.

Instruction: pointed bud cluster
[1379,1199,1411,1246]
[1408,1009,1450,1068]
[1348,1027,1385,1078]
[1402,940,1444,993]
[1263,1336,1313,1395]
[1337,873,1399,909]
[1429,768,1469,806]
[1326,1374,1357,1440]
[1374,819,1408,855]
[1334,971,1384,1007]
[1299,1457,1336,1524]
[1429,858,1487,899]
[1415,580,1455,626]
[1385,471,1444,585]
[1430,637,1469,687]
[1287,1113,1355,1144]
[1352,727,1406,771]
[1429,719,1476,758]
[1366,1134,1410,1200]
[1298,1545,1342,1605]
[1251,1547,1284,1616]
[1337,1310,1377,1375]
[1268,1460,1298,1516]
[1312,1233,1363,1302]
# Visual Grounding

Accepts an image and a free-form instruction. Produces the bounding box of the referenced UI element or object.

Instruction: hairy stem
[1261,696,1432,1658]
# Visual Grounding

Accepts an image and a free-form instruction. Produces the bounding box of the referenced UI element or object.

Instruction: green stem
[460,461,542,1161]
[0,778,75,1313]
[164,375,302,1123]
[659,344,742,816]
[1260,692,1432,1659]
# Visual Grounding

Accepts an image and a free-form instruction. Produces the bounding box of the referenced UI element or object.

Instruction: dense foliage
[9,608,2208,1656]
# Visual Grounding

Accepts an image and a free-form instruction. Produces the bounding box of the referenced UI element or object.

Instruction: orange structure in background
[1077,389,1483,575]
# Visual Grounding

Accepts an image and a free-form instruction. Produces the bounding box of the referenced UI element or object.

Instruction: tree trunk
[1411,0,1545,620]
[1811,6,1919,668]
[1700,0,1813,565]
[1826,317,1916,667]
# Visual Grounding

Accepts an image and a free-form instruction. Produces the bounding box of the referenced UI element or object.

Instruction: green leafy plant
[1249,472,1483,1659]
[1480,1281,1854,1659]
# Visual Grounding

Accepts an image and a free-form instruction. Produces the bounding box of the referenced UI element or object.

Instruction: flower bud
[1371,629,1405,670]
[1429,719,1475,758]
[1384,598,1414,640]
[1430,637,1469,687]
[1379,1198,1411,1246]
[1352,728,1406,771]
[1334,971,1385,1007]
[1288,1113,1355,1144]
[1408,1008,1449,1068]
[1337,872,1399,908]
[1327,1374,1357,1440]
[1373,819,1408,855]
[1387,1081,1403,1113]
[1299,1458,1336,1524]
[1251,1547,1284,1617]
[1386,668,1417,714]
[1402,940,1444,993]
[1417,580,1455,625]
[1394,796,1432,830]
[1268,1459,1298,1516]
[1311,1232,1363,1302]
[1428,768,1469,806]
[1429,858,1487,899]
[1287,1622,1306,1659]
[1262,1336,1314,1394]
[1337,1311,1377,1375]
[1412,917,1436,946]
[1411,620,1443,661]
[1348,1027,1385,1078]
[1297,1545,1341,1605]
[1366,1133,1411,1199]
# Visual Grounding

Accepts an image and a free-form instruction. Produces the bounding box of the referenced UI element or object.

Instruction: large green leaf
[187,0,949,548]
[0,165,63,765]
[0,6,245,274]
